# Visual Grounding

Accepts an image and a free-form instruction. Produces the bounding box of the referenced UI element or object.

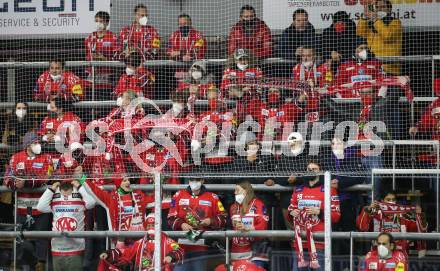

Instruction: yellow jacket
[357,18,402,75]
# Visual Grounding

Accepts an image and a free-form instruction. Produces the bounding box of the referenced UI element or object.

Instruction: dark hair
[293,9,308,20]
[378,232,395,245]
[381,190,397,200]
[240,5,256,16]
[307,159,321,169]
[49,59,64,69]
[60,182,73,192]
[379,0,393,10]
[125,51,143,67]
[15,101,29,109]
[95,11,110,23]
[53,96,72,111]
[178,13,191,23]
[134,4,147,13]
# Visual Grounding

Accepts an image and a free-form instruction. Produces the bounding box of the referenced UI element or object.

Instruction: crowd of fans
[0,1,439,271]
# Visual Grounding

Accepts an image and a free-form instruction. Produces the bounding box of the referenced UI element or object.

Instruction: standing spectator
[288,160,340,271]
[168,176,227,271]
[3,133,53,271]
[118,4,161,61]
[36,180,96,271]
[230,181,270,269]
[276,9,316,60]
[359,232,408,271]
[114,51,156,98]
[34,59,84,101]
[167,14,206,62]
[228,5,272,59]
[84,11,119,100]
[356,190,427,253]
[322,11,358,73]
[356,0,402,75]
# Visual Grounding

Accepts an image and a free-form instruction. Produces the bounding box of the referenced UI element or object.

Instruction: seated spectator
[167,14,206,62]
[228,5,272,59]
[356,190,428,253]
[275,9,316,60]
[2,102,37,147]
[322,11,358,73]
[34,59,84,101]
[114,51,155,98]
[230,181,270,269]
[215,260,266,271]
[168,176,227,271]
[3,133,53,271]
[84,11,119,100]
[357,0,402,75]
[104,90,143,123]
[288,160,340,271]
[359,232,408,271]
[36,180,95,271]
[98,214,184,271]
[118,4,160,61]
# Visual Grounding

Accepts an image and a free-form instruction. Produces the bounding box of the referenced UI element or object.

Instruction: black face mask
[242,19,256,35]
[72,150,85,165]
[242,18,256,27]
[300,175,319,183]
[48,111,58,118]
[179,25,191,37]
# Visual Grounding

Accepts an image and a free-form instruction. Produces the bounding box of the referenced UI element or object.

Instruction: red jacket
[230,198,268,261]
[118,24,161,60]
[167,186,227,251]
[359,249,408,271]
[256,102,302,140]
[356,206,420,251]
[82,179,152,232]
[176,80,216,100]
[220,67,263,95]
[34,70,84,101]
[99,233,183,271]
[38,112,84,143]
[228,19,272,59]
[415,98,440,132]
[167,28,206,61]
[215,260,267,271]
[4,150,53,216]
[84,31,119,90]
[288,181,341,250]
[114,67,155,98]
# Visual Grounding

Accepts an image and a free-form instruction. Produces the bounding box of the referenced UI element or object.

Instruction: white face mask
[47,103,52,111]
[358,49,368,61]
[237,63,248,71]
[332,149,345,159]
[105,152,112,161]
[126,67,136,76]
[191,71,203,80]
[64,160,73,168]
[377,11,388,19]
[235,193,245,204]
[50,74,62,81]
[189,181,202,191]
[302,61,313,69]
[30,143,42,155]
[95,22,106,31]
[172,103,184,116]
[116,97,123,107]
[147,228,155,238]
[139,16,148,26]
[16,109,27,119]
[377,244,389,259]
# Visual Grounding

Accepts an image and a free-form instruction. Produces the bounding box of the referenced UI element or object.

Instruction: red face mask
[334,22,346,33]
[267,92,280,104]
[209,99,218,110]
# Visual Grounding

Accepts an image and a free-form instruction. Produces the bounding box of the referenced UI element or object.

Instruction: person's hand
[92,53,107,61]
[409,126,418,136]
[307,79,315,88]
[264,179,275,186]
[135,106,145,116]
[163,256,173,264]
[416,206,422,214]
[295,47,303,56]
[45,133,55,142]
[71,180,80,188]
[298,92,307,102]
[51,182,60,191]
[199,218,211,227]
[305,207,320,216]
[189,85,199,94]
[170,51,180,58]
[181,223,193,231]
[15,179,25,189]
[100,253,108,260]
[288,175,296,184]
[235,221,247,231]
[182,54,192,62]
[331,51,341,62]
[368,201,379,213]
[290,209,300,218]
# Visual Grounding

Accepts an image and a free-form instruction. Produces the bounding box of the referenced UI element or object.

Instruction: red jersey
[176,80,216,100]
[34,70,84,101]
[114,66,155,98]
[288,182,341,250]
[84,30,119,90]
[228,19,273,59]
[119,24,161,60]
[356,207,420,252]
[215,260,267,271]
[359,249,408,271]
[220,67,263,95]
[256,102,302,140]
[4,150,53,216]
[167,28,206,60]
[38,112,84,142]
[100,233,183,271]
[230,198,268,261]
[168,187,227,251]
[336,60,384,97]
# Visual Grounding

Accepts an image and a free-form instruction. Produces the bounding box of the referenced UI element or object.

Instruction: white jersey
[37,185,95,256]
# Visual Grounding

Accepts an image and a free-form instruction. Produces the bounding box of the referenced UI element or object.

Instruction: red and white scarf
[293,210,320,269]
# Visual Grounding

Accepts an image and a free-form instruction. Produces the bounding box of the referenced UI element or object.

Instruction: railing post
[225,236,230,267]
[371,171,375,201]
[154,172,162,271]
[392,143,396,189]
[324,171,332,271]
[349,232,353,271]
[7,58,16,103]
[91,65,96,120]
[13,190,17,270]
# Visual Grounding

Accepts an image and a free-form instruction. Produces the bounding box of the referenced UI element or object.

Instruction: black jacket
[275,23,316,60]
[321,19,359,63]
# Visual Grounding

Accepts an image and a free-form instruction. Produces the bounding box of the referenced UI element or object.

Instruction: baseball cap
[234,48,248,60]
[22,132,39,149]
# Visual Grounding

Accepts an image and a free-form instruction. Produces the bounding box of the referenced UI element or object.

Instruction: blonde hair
[237,181,256,216]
